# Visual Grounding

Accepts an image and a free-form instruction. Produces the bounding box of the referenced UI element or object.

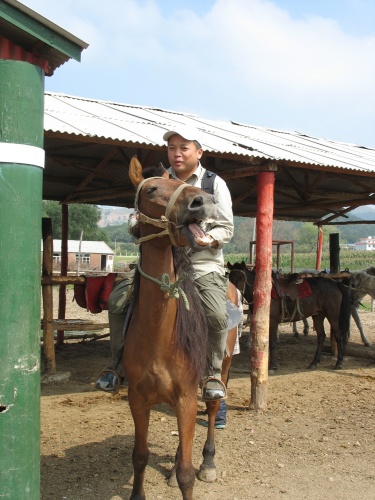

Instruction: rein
[134,176,190,309]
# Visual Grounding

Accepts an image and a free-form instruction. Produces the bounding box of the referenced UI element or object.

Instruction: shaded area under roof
[43,92,375,223]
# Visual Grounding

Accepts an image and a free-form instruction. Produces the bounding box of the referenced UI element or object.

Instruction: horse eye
[146,187,157,195]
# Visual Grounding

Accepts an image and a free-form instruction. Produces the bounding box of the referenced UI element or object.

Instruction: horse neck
[140,241,175,277]
[137,241,177,327]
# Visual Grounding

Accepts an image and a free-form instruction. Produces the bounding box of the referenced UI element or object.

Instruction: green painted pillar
[0,60,45,499]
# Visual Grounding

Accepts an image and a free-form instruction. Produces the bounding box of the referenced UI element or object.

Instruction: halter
[134,176,189,246]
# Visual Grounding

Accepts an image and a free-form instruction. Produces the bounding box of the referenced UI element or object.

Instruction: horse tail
[337,281,351,347]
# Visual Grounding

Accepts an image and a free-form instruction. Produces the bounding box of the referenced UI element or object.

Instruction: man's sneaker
[201,376,227,401]
[95,370,119,393]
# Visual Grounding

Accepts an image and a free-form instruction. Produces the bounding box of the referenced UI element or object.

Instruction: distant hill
[98,206,132,227]
[351,206,375,221]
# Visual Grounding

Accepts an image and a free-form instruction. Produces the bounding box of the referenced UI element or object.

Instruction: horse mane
[351,266,375,301]
[173,248,208,382]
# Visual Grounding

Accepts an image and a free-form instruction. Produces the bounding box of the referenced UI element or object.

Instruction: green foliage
[42,201,109,242]
[223,250,375,273]
[102,222,134,244]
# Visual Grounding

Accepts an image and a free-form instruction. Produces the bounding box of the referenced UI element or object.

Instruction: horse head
[227,261,254,302]
[350,266,375,302]
[129,156,217,250]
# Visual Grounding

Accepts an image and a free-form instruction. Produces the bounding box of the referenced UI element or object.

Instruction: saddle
[271,272,312,322]
[73,273,116,314]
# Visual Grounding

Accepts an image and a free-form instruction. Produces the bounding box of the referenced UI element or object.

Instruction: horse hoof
[308,363,317,371]
[168,473,178,488]
[197,466,217,483]
[268,369,275,375]
[334,364,343,370]
[364,342,371,347]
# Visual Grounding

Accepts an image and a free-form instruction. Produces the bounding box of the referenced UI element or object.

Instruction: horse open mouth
[188,222,212,246]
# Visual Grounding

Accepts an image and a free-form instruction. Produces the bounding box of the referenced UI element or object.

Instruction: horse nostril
[189,195,204,210]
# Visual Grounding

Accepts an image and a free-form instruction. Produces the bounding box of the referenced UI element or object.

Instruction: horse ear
[158,162,169,179]
[227,262,233,270]
[129,156,144,187]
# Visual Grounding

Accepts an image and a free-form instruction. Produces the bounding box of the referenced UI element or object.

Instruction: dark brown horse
[123,156,229,499]
[227,261,351,371]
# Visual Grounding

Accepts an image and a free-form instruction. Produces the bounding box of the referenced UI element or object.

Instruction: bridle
[134,175,190,304]
[134,176,190,246]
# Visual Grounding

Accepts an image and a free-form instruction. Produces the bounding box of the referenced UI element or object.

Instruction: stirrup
[95,368,121,394]
[201,376,227,402]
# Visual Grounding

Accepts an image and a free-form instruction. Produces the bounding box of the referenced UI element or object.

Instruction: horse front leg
[308,315,326,370]
[303,317,310,336]
[292,321,300,338]
[170,395,197,500]
[351,303,371,347]
[128,389,151,500]
[198,399,220,483]
[329,319,346,370]
[268,321,278,373]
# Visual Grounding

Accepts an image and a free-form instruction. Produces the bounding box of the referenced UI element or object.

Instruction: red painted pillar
[250,168,275,409]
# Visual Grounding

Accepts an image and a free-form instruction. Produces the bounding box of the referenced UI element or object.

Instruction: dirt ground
[41,289,375,500]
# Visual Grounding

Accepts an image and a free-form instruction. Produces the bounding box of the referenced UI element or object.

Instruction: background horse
[123,157,226,499]
[227,261,351,371]
[349,266,375,347]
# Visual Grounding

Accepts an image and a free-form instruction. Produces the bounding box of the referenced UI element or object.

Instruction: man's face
[167,134,203,181]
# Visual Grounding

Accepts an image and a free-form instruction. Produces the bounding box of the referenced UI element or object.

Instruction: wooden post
[276,243,281,270]
[250,167,275,410]
[315,226,323,271]
[329,233,340,357]
[57,203,68,345]
[42,218,56,373]
[290,241,295,272]
[329,233,340,273]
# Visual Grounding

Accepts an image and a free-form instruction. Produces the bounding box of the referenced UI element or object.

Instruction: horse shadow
[41,433,180,499]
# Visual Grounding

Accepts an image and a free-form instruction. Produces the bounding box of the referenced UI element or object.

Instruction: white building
[354,236,375,251]
[41,240,115,272]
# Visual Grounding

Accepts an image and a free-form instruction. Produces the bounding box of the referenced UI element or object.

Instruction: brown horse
[227,261,351,371]
[123,156,229,499]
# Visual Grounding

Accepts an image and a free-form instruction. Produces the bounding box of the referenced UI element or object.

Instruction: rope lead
[137,263,190,310]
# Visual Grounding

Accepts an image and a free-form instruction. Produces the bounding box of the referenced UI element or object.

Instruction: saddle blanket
[271,279,312,300]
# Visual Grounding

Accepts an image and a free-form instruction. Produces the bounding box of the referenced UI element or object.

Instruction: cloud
[21,0,375,144]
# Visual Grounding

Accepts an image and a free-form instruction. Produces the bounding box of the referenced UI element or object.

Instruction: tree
[42,201,109,242]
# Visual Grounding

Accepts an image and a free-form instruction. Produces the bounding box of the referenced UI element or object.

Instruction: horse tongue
[188,223,210,245]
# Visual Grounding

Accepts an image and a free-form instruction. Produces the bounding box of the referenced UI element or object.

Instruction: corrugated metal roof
[42,92,375,223]
[41,240,114,255]
[44,92,375,172]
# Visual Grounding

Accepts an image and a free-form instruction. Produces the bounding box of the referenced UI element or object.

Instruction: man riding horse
[96,125,234,402]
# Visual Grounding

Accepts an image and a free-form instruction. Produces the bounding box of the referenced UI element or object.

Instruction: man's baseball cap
[163,125,203,146]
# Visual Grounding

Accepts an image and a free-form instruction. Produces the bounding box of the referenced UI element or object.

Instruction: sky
[21,0,375,147]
